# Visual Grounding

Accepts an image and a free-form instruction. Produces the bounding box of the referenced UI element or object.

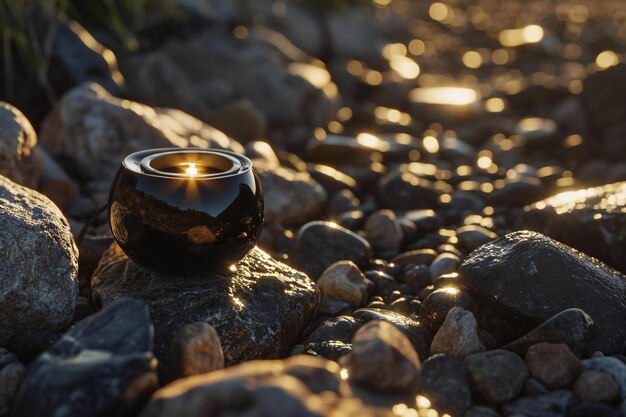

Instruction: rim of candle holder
[132,149,249,179]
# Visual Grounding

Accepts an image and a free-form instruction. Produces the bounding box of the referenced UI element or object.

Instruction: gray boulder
[0,175,78,344]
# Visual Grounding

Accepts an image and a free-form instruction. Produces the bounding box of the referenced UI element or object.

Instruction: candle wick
[186,163,198,177]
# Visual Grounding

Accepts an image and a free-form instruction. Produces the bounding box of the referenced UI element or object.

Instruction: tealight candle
[108,148,264,275]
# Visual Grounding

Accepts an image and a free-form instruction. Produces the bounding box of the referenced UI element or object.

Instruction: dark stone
[419,288,474,333]
[302,340,352,362]
[308,164,358,193]
[365,270,398,296]
[486,177,543,207]
[464,350,528,404]
[378,166,439,210]
[503,391,575,417]
[77,235,115,290]
[92,244,319,371]
[13,298,157,417]
[518,182,626,273]
[0,19,121,127]
[289,221,372,279]
[566,403,622,417]
[8,330,62,362]
[459,231,626,353]
[353,308,432,360]
[416,354,471,417]
[581,64,626,160]
[503,308,595,357]
[303,316,362,345]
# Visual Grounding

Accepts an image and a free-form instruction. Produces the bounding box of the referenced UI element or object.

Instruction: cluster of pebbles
[0,0,625,416]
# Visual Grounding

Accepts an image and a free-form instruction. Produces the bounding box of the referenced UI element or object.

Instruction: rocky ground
[1,0,626,416]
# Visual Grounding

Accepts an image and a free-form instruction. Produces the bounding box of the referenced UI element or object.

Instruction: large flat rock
[92,244,319,369]
[518,182,626,273]
[459,231,626,354]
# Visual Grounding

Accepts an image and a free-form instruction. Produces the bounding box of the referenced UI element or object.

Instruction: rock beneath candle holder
[167,323,224,381]
[0,102,42,188]
[0,175,78,345]
[13,298,158,417]
[92,244,319,371]
[459,231,626,353]
[39,82,243,181]
[518,182,626,272]
[255,161,327,226]
[139,356,354,417]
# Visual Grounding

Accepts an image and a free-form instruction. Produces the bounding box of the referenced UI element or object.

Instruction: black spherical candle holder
[108,148,264,275]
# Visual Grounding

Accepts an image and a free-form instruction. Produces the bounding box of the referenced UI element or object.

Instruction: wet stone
[503,390,575,417]
[13,298,158,417]
[518,182,626,273]
[340,320,421,393]
[167,323,224,381]
[459,231,626,353]
[416,354,471,417]
[302,340,352,362]
[378,166,439,210]
[503,308,595,357]
[419,288,474,333]
[525,343,581,390]
[289,221,372,280]
[316,261,368,306]
[430,307,485,360]
[365,210,404,253]
[573,370,620,403]
[429,252,461,280]
[353,308,432,361]
[464,350,528,404]
[456,225,498,251]
[92,244,319,371]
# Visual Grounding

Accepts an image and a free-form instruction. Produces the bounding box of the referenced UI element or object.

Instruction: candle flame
[185,163,198,177]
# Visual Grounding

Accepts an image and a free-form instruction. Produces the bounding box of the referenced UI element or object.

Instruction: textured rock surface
[40,83,243,181]
[581,356,626,400]
[256,161,327,226]
[0,175,78,344]
[139,356,371,417]
[459,231,626,353]
[416,354,471,416]
[503,308,595,357]
[167,323,224,381]
[289,221,372,279]
[573,370,620,403]
[430,307,485,360]
[581,64,626,160]
[316,261,368,306]
[121,30,333,130]
[340,320,421,392]
[464,350,528,404]
[13,298,158,417]
[92,244,319,369]
[518,182,626,272]
[0,102,42,187]
[0,349,25,416]
[525,343,580,389]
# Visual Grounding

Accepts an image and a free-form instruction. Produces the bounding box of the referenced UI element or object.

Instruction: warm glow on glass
[499,25,544,47]
[185,163,198,177]
[410,87,479,105]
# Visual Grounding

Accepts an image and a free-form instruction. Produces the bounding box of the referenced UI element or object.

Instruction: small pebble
[525,343,581,389]
[316,260,368,306]
[573,370,620,403]
[167,322,224,381]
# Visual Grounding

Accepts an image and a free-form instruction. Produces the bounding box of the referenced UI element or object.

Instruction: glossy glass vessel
[108,148,263,275]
